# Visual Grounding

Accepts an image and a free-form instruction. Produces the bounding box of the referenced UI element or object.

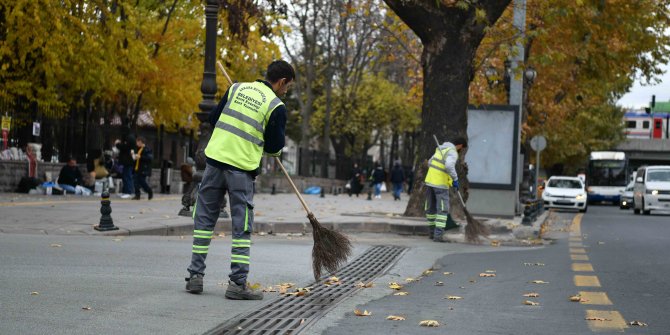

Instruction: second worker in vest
[424,137,467,242]
[185,60,295,300]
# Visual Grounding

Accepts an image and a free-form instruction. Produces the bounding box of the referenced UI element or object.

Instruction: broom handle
[433,134,468,208]
[215,60,314,216]
[274,157,313,215]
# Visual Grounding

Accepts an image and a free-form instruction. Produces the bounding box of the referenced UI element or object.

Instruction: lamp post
[179,0,218,216]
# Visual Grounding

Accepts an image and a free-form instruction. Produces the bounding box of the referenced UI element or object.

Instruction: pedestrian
[390,161,405,201]
[371,163,385,199]
[424,137,467,242]
[184,60,294,300]
[132,136,153,200]
[56,156,89,195]
[115,135,135,198]
[348,163,362,197]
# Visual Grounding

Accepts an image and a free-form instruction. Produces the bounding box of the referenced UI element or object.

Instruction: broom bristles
[464,208,489,243]
[308,213,352,281]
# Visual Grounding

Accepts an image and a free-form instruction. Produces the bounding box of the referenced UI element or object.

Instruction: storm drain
[204,245,407,335]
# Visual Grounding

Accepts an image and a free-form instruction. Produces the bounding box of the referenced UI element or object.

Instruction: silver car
[619,182,634,209]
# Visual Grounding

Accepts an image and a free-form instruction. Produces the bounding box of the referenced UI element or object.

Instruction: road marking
[569,242,584,248]
[585,310,628,332]
[571,254,589,261]
[569,237,582,241]
[572,263,594,272]
[574,275,601,287]
[579,291,613,305]
[570,248,587,254]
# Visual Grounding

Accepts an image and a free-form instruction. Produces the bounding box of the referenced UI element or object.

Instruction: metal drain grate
[204,245,407,335]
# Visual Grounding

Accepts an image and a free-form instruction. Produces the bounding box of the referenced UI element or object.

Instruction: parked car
[542,176,588,213]
[633,165,670,215]
[619,182,634,209]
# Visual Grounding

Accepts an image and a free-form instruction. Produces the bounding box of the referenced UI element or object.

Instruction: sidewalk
[0,191,547,245]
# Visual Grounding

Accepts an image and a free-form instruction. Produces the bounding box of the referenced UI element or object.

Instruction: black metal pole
[180,0,218,215]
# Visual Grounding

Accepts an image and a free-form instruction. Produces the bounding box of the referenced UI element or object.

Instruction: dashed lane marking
[571,254,589,261]
[570,248,587,254]
[572,263,594,272]
[579,292,613,305]
[585,310,628,332]
[574,275,601,287]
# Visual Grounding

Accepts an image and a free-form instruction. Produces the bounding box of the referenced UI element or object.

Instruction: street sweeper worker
[424,137,467,242]
[185,60,295,300]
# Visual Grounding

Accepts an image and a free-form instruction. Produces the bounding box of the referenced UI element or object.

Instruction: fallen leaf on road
[598,242,605,245]
[163,215,171,219]
[459,286,466,289]
[419,320,440,327]
[325,276,341,286]
[445,295,463,300]
[299,319,306,325]
[354,309,371,316]
[485,270,496,273]
[386,315,405,321]
[443,272,453,276]
[355,282,374,288]
[629,321,648,327]
[569,294,588,302]
[30,292,39,295]
[523,300,540,306]
[82,306,92,311]
[585,317,611,322]
[405,277,418,282]
[393,292,409,296]
[479,273,496,277]
[468,278,477,283]
[388,282,403,290]
[449,307,454,310]
[112,238,123,242]
[435,281,444,286]
[523,293,540,297]
[50,243,62,248]
[422,269,434,276]
[218,233,225,237]
[129,216,135,219]
[529,280,549,284]
[179,235,185,239]
[490,240,501,247]
[523,262,545,266]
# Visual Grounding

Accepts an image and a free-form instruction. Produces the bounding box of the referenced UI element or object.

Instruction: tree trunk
[383,0,512,217]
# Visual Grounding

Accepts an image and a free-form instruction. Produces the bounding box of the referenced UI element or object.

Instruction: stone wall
[0,160,183,194]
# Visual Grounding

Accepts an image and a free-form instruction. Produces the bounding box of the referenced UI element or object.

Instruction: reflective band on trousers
[192,245,209,254]
[193,229,213,239]
[231,254,250,264]
[232,239,251,248]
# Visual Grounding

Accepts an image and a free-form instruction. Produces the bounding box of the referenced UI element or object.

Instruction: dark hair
[452,137,468,148]
[265,60,295,83]
[136,136,146,144]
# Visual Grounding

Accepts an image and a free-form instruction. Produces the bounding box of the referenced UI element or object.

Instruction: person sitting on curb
[57,156,91,195]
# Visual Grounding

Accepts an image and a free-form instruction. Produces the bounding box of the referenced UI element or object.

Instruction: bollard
[320,187,325,198]
[521,202,532,226]
[271,184,276,195]
[95,192,119,231]
[367,190,372,201]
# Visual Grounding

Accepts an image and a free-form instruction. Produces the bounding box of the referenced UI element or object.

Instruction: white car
[633,165,670,215]
[542,176,588,212]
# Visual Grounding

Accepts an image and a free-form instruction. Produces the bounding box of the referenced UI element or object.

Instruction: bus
[586,151,629,204]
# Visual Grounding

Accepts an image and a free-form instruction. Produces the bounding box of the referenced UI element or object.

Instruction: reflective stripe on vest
[424,147,456,188]
[205,82,284,171]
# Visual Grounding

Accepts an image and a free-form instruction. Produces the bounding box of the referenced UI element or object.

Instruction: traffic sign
[530,135,546,152]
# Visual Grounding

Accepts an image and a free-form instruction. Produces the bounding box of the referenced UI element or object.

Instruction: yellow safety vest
[424,146,457,188]
[205,82,284,171]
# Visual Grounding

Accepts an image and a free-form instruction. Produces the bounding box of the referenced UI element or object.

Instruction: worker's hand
[452,180,459,190]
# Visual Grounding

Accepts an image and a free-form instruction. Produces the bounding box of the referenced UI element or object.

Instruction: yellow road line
[0,196,180,207]
[579,292,613,305]
[571,254,589,261]
[585,310,628,332]
[574,275,601,287]
[570,248,587,254]
[572,263,594,272]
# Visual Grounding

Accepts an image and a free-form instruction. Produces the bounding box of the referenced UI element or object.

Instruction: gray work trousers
[425,186,450,229]
[187,164,254,285]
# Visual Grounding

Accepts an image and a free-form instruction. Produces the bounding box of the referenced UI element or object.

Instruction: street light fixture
[524,66,537,85]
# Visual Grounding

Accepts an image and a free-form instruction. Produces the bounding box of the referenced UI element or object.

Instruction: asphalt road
[322,206,670,335]
[2,206,668,335]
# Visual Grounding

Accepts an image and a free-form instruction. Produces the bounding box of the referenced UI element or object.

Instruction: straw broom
[216,61,352,280]
[432,135,489,242]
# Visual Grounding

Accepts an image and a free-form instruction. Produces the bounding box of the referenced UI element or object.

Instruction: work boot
[433,228,447,242]
[185,273,204,294]
[225,280,263,300]
[428,228,435,240]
